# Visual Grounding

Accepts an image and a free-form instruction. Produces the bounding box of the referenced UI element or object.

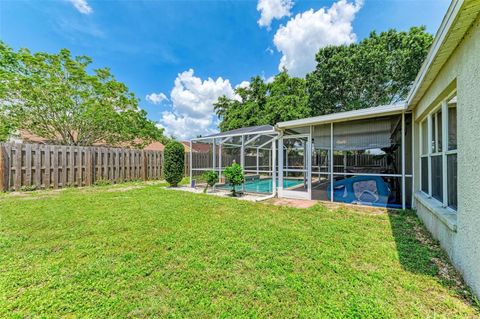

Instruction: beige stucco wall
[413,15,480,298]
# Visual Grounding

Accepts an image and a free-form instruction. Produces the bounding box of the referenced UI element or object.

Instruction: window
[431,155,443,201]
[420,121,428,193]
[447,98,457,209]
[431,109,443,153]
[419,94,458,211]
[448,104,457,150]
[447,154,457,209]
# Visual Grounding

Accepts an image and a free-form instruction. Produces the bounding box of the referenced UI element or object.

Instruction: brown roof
[15,130,167,151]
[144,141,165,151]
[17,130,49,144]
[181,141,211,153]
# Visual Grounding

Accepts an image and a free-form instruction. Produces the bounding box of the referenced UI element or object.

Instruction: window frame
[420,119,428,195]
[419,93,457,212]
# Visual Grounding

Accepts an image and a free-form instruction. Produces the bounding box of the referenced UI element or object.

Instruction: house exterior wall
[413,15,480,298]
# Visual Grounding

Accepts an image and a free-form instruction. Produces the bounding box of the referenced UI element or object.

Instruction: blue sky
[1,0,450,139]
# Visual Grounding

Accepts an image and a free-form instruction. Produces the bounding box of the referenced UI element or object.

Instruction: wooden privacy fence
[0,143,165,192]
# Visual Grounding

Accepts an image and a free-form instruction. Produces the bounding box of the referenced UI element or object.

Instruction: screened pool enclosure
[189,125,280,194]
[190,105,413,209]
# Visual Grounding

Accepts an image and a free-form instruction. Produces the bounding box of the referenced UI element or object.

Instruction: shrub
[164,141,185,187]
[223,163,244,196]
[202,171,218,193]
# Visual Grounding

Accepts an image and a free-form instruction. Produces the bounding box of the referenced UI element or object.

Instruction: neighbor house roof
[10,129,167,151]
[181,141,211,153]
[14,130,50,144]
[276,103,406,129]
[144,141,165,151]
[406,0,480,109]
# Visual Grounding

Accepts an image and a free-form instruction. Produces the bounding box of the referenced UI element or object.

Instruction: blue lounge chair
[327,175,401,208]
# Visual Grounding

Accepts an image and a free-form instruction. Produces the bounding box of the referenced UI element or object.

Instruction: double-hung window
[419,95,457,211]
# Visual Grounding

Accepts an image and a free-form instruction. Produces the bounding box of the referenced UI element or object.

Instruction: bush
[164,141,185,187]
[223,163,244,196]
[202,171,218,193]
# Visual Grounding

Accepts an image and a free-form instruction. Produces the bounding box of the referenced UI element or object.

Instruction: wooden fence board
[45,146,51,187]
[14,144,22,191]
[53,146,59,189]
[0,145,5,192]
[35,144,41,187]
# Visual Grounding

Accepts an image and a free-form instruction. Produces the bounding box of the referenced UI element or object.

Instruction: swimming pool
[217,178,304,193]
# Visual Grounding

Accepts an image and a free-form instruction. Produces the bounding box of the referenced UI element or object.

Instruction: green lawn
[0,183,478,318]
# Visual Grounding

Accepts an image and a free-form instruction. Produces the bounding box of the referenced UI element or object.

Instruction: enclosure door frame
[278,133,312,200]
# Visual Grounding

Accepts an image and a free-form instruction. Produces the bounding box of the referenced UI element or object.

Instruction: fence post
[0,144,5,192]
[161,151,164,179]
[85,148,93,186]
[14,144,22,191]
[141,150,147,181]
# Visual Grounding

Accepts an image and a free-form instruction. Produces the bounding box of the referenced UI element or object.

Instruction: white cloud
[67,0,93,14]
[235,81,250,89]
[170,69,235,119]
[159,69,236,140]
[273,0,363,77]
[146,92,168,105]
[257,0,294,29]
[157,112,218,140]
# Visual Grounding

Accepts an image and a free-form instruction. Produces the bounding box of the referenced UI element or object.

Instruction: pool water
[217,178,304,193]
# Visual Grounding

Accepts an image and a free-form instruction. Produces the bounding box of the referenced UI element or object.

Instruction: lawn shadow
[387,209,480,310]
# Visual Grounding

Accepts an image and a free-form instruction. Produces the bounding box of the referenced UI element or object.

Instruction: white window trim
[418,94,457,212]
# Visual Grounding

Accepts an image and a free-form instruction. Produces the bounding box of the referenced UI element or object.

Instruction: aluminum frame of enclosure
[190,105,413,209]
[189,125,280,195]
[276,105,412,209]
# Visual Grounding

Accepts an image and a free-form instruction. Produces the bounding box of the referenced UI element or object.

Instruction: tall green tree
[214,71,309,131]
[263,71,310,125]
[214,76,268,132]
[0,112,13,142]
[0,42,165,147]
[307,27,433,115]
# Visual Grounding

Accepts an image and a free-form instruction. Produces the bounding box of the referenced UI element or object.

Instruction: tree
[306,27,433,115]
[223,163,244,197]
[164,141,185,187]
[202,170,218,193]
[0,111,13,142]
[0,42,165,147]
[214,76,269,132]
[214,71,310,131]
[263,71,310,124]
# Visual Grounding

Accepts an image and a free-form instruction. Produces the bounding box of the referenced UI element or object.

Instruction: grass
[0,183,479,318]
